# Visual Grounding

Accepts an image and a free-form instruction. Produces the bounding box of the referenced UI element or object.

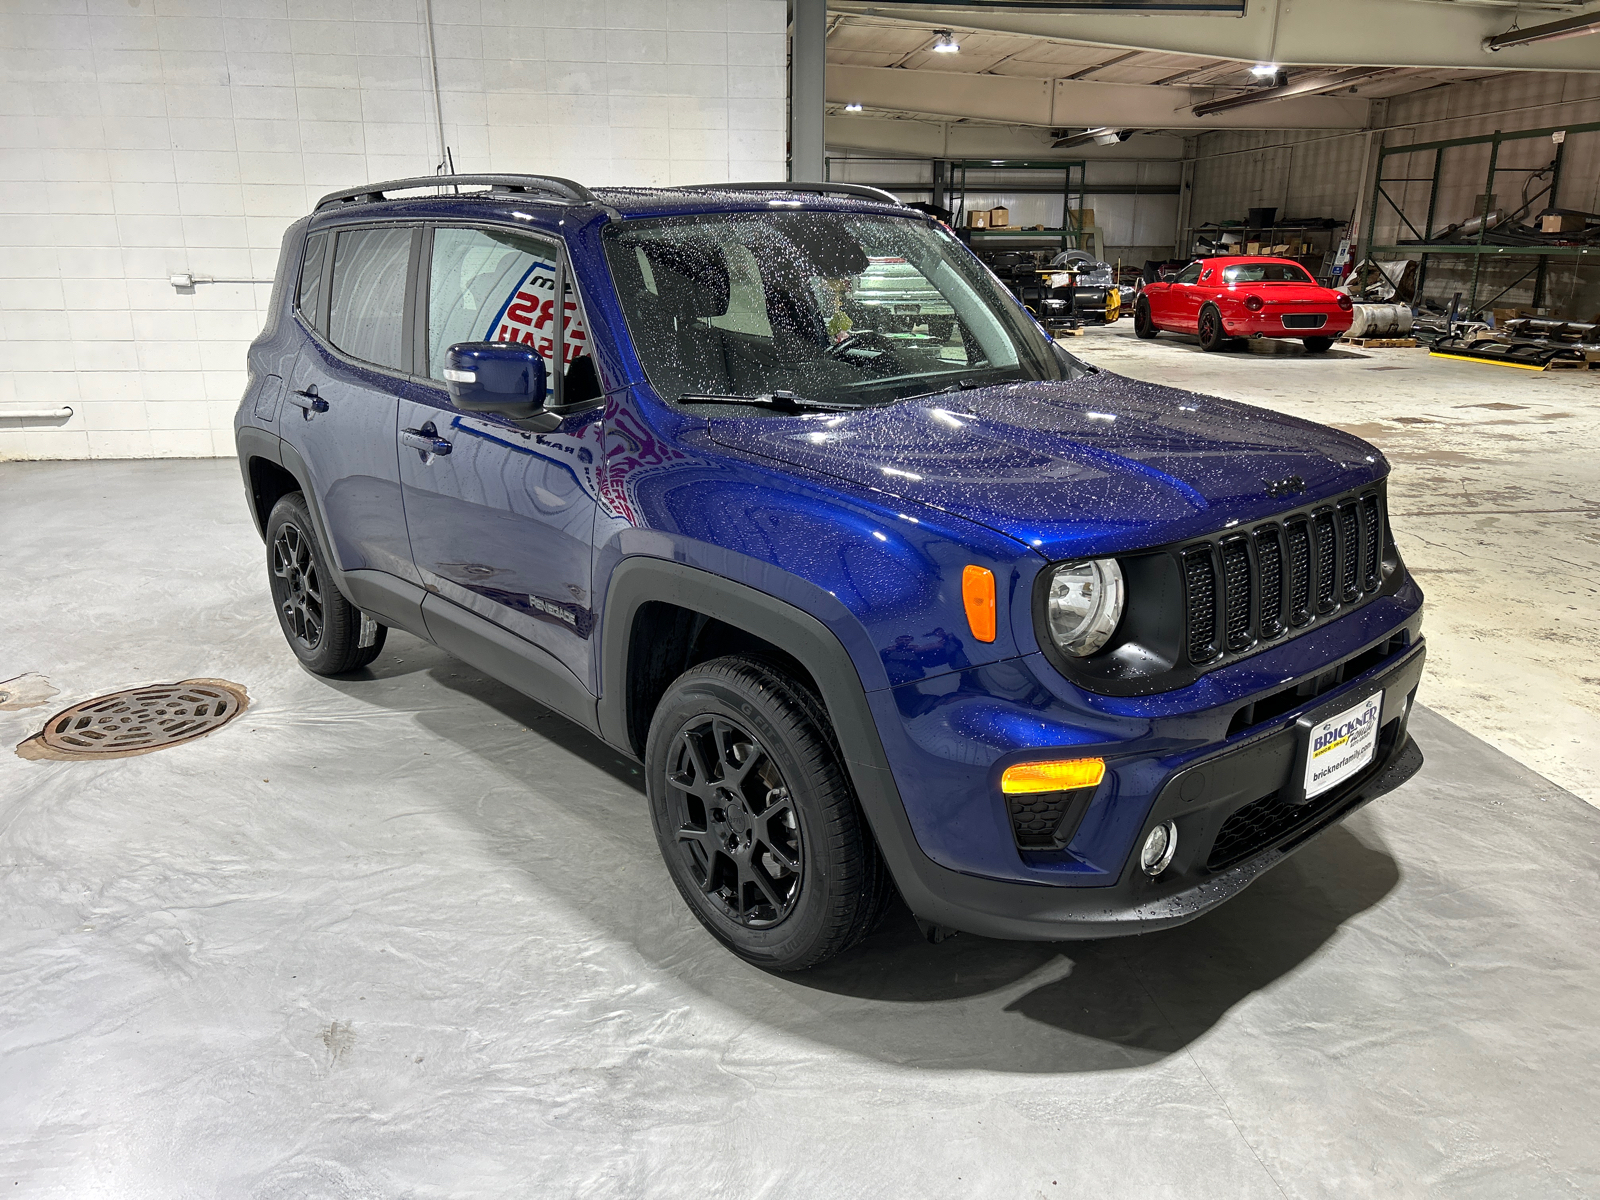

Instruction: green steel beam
[1376,118,1600,159]
[1371,245,1598,256]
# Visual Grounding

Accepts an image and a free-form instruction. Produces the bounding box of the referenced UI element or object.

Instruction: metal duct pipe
[0,407,73,421]
[1485,9,1600,52]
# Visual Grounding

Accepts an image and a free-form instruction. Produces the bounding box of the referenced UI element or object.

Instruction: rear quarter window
[327,226,414,371]
[296,230,328,330]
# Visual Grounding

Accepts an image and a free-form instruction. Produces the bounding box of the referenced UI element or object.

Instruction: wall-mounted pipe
[169,273,273,290]
[0,407,73,421]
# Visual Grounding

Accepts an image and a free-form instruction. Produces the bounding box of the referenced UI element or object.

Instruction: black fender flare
[237,429,428,639]
[595,556,1021,936]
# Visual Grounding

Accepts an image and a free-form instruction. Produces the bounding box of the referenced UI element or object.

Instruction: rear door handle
[288,388,328,414]
[401,425,452,457]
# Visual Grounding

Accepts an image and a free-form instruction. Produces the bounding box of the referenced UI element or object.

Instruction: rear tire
[265,492,386,676]
[1303,336,1334,353]
[1198,304,1228,352]
[645,656,893,971]
[1133,296,1158,339]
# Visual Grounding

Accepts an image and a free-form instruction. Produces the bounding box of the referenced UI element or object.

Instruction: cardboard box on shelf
[1541,212,1587,233]
[988,206,1009,228]
[968,211,988,229]
[1068,208,1095,229]
[1246,242,1261,255]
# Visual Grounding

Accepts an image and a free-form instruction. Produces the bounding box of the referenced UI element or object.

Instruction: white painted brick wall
[0,0,789,461]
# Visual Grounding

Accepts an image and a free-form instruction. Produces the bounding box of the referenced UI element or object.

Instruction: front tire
[1303,336,1334,353]
[1198,303,1228,352]
[265,492,386,675]
[645,656,893,971]
[1133,296,1158,339]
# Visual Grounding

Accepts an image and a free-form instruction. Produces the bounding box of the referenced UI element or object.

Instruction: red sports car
[1134,256,1354,352]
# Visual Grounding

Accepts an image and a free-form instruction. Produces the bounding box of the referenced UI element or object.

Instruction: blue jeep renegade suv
[235,174,1425,970]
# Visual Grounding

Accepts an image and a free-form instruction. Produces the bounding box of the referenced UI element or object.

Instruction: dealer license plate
[1304,692,1383,799]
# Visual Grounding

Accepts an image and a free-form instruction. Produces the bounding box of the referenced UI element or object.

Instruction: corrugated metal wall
[1187,72,1600,316]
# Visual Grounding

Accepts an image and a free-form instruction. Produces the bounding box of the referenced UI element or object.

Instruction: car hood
[705,371,1386,561]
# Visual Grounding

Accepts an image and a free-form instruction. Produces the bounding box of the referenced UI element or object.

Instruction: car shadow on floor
[320,637,1401,1074]
[1151,334,1366,360]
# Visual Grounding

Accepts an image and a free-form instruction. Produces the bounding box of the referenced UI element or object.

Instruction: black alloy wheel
[1197,303,1228,352]
[264,492,387,676]
[1303,336,1334,353]
[272,520,323,652]
[1133,296,1158,339]
[646,657,894,970]
[664,713,803,928]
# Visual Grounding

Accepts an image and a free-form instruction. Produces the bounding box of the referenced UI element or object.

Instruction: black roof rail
[679,181,903,206]
[314,173,602,212]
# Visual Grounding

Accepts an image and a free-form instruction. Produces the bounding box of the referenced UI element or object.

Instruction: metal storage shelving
[1363,118,1600,315]
[822,156,1179,259]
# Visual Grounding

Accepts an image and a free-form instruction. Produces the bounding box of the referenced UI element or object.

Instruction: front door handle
[401,424,453,457]
[288,387,328,414]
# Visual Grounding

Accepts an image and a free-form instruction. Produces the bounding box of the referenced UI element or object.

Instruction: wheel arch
[597,558,865,766]
[594,555,1083,938]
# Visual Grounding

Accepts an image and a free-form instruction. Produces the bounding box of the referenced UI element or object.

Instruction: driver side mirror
[444,341,555,429]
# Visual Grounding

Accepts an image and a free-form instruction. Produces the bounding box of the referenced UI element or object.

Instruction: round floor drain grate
[16,678,250,762]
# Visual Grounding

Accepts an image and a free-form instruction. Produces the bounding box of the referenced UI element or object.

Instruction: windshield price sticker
[1304,692,1383,799]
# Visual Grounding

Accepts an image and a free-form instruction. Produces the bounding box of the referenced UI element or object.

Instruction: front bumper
[869,638,1425,941]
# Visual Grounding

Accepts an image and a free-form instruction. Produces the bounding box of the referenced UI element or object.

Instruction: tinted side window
[296,230,327,329]
[328,227,413,371]
[1175,262,1203,284]
[426,226,589,381]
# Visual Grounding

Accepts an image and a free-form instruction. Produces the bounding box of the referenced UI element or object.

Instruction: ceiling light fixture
[931,29,960,53]
[844,102,863,112]
[1091,127,1124,145]
[1485,9,1600,51]
[1251,63,1280,76]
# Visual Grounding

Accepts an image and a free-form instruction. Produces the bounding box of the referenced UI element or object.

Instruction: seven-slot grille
[1181,488,1387,666]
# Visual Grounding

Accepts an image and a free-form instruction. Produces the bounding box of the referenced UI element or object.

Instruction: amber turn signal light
[962,564,996,642]
[1001,757,1106,795]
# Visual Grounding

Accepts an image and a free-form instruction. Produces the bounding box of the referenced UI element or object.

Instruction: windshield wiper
[678,390,862,413]
[900,378,983,402]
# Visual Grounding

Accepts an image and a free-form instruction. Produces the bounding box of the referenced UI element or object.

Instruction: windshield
[1222,262,1314,284]
[603,210,1086,408]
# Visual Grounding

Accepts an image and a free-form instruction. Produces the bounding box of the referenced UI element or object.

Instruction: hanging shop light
[844,102,863,112]
[1484,9,1600,51]
[931,29,960,53]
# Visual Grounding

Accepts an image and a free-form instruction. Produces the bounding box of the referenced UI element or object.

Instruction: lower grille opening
[1009,786,1096,850]
[1227,631,1409,737]
[1206,719,1400,870]
[1281,313,1328,330]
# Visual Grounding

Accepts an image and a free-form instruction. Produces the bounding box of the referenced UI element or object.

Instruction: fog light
[1140,821,1177,876]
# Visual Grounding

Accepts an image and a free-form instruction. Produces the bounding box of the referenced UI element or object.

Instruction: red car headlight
[1337,294,1354,311]
[1244,294,1264,312]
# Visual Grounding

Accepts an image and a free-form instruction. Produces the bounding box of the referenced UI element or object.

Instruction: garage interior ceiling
[824,0,1600,138]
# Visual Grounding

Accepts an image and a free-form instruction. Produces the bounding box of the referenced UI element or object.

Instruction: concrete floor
[1070,325,1600,807]
[3,451,1599,1197]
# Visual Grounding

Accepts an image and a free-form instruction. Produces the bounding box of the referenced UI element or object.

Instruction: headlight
[1044,559,1124,657]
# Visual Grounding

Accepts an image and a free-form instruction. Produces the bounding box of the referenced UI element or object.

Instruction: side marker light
[962,564,997,642]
